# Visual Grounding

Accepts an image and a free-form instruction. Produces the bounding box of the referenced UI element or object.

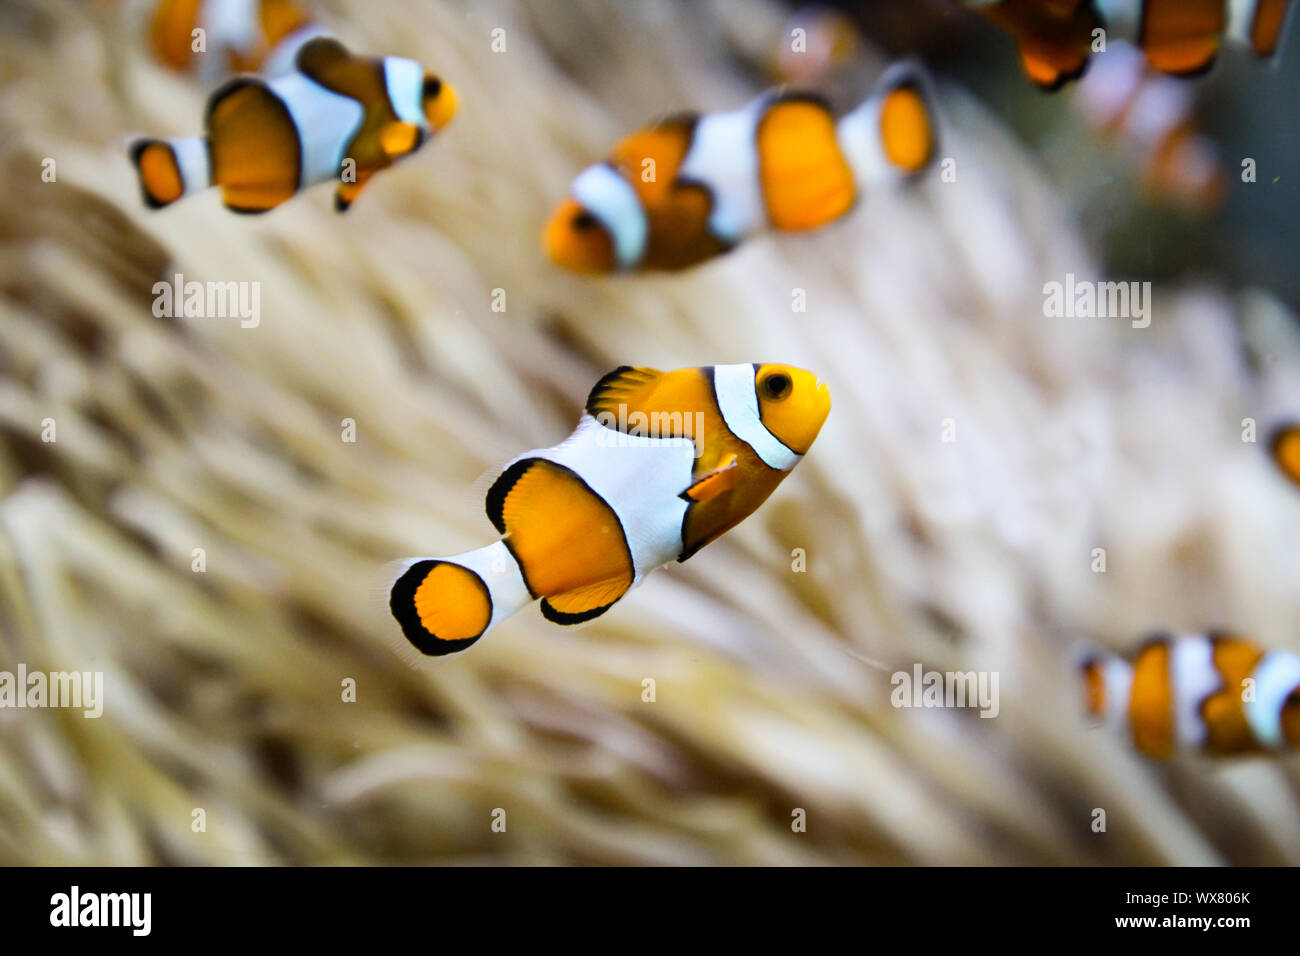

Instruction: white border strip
[383,56,428,129]
[268,72,365,187]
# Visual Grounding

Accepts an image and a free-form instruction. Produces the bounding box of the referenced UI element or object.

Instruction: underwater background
[0,0,1299,864]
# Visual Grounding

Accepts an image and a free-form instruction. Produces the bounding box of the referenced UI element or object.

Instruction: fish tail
[387,541,532,657]
[837,60,940,188]
[128,136,211,209]
[1077,645,1134,730]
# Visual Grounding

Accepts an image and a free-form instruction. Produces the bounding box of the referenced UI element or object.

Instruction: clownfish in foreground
[963,0,1294,89]
[148,0,328,81]
[389,364,830,655]
[129,37,457,213]
[1081,633,1300,757]
[1270,422,1300,489]
[544,62,938,273]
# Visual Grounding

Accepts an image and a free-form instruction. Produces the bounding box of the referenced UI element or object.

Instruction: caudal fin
[837,60,939,188]
[128,136,210,209]
[388,541,532,657]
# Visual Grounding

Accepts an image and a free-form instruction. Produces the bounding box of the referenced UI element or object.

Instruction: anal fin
[540,577,631,625]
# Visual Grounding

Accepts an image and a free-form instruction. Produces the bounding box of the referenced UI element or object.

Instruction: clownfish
[1270,422,1300,489]
[1074,40,1224,211]
[963,0,1294,88]
[128,36,457,213]
[389,364,831,655]
[1081,633,1300,757]
[148,0,328,82]
[543,62,938,273]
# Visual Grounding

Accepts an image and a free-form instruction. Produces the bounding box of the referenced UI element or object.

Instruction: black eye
[423,77,442,99]
[572,211,600,231]
[762,373,792,400]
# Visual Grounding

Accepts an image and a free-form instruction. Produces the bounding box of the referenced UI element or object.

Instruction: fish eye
[572,211,600,231]
[423,77,442,99]
[761,372,792,401]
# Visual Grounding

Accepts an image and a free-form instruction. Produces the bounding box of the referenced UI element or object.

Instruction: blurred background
[1,0,1299,865]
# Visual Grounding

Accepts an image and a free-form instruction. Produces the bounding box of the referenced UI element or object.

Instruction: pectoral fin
[680,455,738,502]
[380,121,423,158]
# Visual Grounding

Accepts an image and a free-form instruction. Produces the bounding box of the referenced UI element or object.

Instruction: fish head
[751,363,831,456]
[422,75,458,131]
[544,196,618,273]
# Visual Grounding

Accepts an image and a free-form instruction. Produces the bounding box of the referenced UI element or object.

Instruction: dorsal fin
[295,35,351,84]
[585,366,665,421]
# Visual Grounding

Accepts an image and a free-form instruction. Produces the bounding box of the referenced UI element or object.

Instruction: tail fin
[837,60,939,188]
[1077,647,1133,729]
[388,541,532,657]
[128,136,210,209]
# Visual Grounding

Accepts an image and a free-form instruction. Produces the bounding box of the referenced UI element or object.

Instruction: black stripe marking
[486,457,537,535]
[389,559,491,656]
[676,366,726,562]
[540,595,619,626]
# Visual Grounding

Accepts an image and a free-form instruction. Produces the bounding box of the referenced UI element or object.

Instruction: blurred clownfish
[543,62,939,273]
[963,0,1294,88]
[961,0,1102,89]
[1074,40,1224,211]
[1082,633,1300,757]
[148,0,329,82]
[389,364,831,655]
[128,37,457,213]
[1096,0,1294,74]
[1270,421,1300,489]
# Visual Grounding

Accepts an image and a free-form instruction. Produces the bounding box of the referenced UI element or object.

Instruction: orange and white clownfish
[543,62,938,273]
[1081,633,1300,757]
[148,0,328,82]
[963,0,1294,87]
[389,364,831,655]
[1073,40,1224,211]
[128,36,457,213]
[1270,421,1300,489]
